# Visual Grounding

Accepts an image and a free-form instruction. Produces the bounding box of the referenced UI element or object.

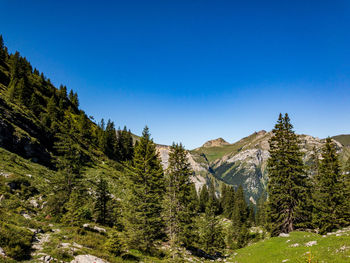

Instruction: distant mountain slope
[332,134,350,147]
[186,130,347,203]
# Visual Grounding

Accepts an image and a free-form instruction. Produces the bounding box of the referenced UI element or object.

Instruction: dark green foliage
[0,222,33,260]
[47,95,57,120]
[162,143,196,251]
[198,180,224,253]
[69,89,79,109]
[256,191,268,227]
[30,92,41,115]
[94,176,111,225]
[105,119,117,158]
[116,126,134,161]
[62,188,91,226]
[105,228,124,256]
[199,185,209,213]
[77,111,91,140]
[229,185,250,248]
[0,35,7,61]
[220,184,235,219]
[123,126,165,252]
[312,138,347,234]
[267,113,311,236]
[343,158,350,225]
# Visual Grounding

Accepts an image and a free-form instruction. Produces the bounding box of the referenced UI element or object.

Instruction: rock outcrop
[202,137,230,147]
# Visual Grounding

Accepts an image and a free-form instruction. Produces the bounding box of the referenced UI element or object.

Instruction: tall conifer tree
[267,113,311,235]
[162,143,195,257]
[123,126,165,252]
[312,138,346,234]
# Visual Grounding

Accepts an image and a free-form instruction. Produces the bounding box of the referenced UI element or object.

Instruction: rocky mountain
[202,138,230,148]
[157,130,350,204]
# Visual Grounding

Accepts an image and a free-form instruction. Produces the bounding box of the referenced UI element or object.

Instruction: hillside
[190,130,348,203]
[230,227,350,262]
[332,134,350,147]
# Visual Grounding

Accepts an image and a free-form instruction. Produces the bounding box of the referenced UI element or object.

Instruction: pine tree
[221,184,235,219]
[0,35,6,61]
[94,176,110,225]
[229,185,249,247]
[162,143,195,255]
[77,111,90,140]
[69,89,79,108]
[267,113,311,235]
[62,188,91,226]
[105,228,124,256]
[198,180,224,253]
[256,191,267,227]
[17,78,31,106]
[312,138,346,234]
[342,158,350,226]
[122,126,165,252]
[105,120,117,158]
[199,185,209,213]
[30,93,41,115]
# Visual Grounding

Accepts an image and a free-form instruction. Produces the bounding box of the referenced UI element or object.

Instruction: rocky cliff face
[202,137,230,148]
[156,145,217,192]
[158,130,347,204]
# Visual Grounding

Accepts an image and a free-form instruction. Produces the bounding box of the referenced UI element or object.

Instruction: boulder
[71,255,108,263]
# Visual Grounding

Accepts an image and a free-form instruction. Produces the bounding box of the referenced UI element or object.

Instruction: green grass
[229,228,350,263]
[332,134,350,147]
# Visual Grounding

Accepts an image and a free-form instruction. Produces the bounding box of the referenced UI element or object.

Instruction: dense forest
[0,35,350,262]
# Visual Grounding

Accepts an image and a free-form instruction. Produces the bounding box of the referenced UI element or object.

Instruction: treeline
[1,35,259,259]
[0,35,133,166]
[256,113,350,236]
[47,125,258,259]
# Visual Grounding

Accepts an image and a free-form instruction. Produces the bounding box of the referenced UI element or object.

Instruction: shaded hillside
[332,134,350,147]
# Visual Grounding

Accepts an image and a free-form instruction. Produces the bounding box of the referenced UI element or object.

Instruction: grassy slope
[192,132,264,163]
[0,146,169,262]
[332,134,350,147]
[230,229,350,263]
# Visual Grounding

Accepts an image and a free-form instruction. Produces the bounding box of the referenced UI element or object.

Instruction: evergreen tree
[0,35,6,61]
[62,188,91,226]
[256,191,268,227]
[221,184,235,219]
[162,143,195,255]
[122,126,165,252]
[199,185,209,213]
[77,111,90,140]
[229,185,249,247]
[198,180,224,253]
[115,126,134,162]
[105,228,123,256]
[97,118,107,150]
[342,157,350,225]
[94,176,110,225]
[30,93,41,115]
[312,138,346,234]
[267,113,311,235]
[105,119,117,158]
[47,95,57,120]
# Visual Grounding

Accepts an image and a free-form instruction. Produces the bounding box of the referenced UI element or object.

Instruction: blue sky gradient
[1,0,350,148]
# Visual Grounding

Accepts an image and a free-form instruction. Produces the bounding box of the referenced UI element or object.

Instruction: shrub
[0,222,33,260]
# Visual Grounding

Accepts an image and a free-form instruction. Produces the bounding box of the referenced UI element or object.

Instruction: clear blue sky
[1,0,350,149]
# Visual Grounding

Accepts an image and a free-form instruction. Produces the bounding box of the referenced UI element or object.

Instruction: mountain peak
[202,137,230,147]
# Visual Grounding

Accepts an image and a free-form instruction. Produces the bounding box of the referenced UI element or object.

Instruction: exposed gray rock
[71,255,108,263]
[305,241,317,247]
[83,224,106,233]
[0,247,5,256]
